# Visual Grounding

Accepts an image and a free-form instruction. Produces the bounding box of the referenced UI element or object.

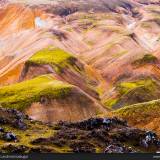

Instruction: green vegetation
[0,119,73,153]
[104,98,118,109]
[116,78,156,95]
[113,99,160,124]
[27,47,76,73]
[0,75,72,110]
[132,54,158,67]
[104,78,160,109]
[0,121,56,153]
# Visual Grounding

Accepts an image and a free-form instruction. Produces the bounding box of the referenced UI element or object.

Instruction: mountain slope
[113,99,160,136]
[0,74,106,122]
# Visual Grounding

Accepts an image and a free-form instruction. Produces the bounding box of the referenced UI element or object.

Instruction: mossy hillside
[116,78,157,95]
[0,120,73,153]
[132,54,158,67]
[104,78,160,109]
[104,98,118,109]
[0,121,55,153]
[113,99,160,125]
[27,47,101,99]
[0,75,72,110]
[27,47,78,73]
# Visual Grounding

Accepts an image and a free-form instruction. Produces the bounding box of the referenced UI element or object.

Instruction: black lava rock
[5,132,17,141]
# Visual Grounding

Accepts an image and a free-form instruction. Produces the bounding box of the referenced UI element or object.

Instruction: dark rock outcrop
[31,117,160,153]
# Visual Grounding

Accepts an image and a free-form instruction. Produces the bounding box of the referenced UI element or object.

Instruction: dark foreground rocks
[0,128,17,142]
[32,117,160,153]
[0,107,159,153]
[0,107,27,130]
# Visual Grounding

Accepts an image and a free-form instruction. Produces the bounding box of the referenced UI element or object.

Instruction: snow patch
[35,17,47,28]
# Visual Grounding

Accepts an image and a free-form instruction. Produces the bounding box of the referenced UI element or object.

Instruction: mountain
[0,0,160,153]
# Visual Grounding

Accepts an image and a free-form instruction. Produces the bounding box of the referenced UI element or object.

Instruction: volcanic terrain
[0,0,160,153]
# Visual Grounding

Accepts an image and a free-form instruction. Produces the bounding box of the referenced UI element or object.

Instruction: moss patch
[116,78,156,95]
[27,47,76,73]
[0,119,69,153]
[113,99,160,126]
[0,122,54,149]
[104,78,160,109]
[132,54,158,67]
[0,75,72,110]
[104,98,118,109]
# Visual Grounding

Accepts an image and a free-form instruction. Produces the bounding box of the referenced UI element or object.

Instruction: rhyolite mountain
[0,0,160,153]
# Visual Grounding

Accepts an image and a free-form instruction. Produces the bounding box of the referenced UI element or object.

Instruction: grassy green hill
[0,75,72,110]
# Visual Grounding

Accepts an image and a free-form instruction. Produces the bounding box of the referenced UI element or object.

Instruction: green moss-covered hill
[113,99,160,135]
[27,47,80,73]
[132,54,158,67]
[0,75,72,110]
[23,46,99,100]
[104,78,160,109]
